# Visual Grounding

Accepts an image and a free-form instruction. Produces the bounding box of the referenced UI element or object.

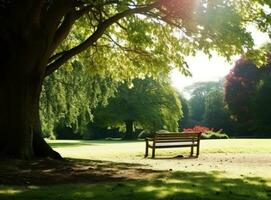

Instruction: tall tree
[184,81,223,123]
[224,59,260,124]
[204,90,231,131]
[0,0,269,159]
[94,78,182,139]
[179,96,189,128]
[224,49,271,135]
[251,74,271,135]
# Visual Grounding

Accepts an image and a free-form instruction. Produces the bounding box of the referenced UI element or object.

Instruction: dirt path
[108,153,271,177]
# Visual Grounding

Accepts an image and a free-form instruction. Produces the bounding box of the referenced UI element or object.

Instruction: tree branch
[105,33,151,57]
[42,0,78,48]
[48,5,94,57]
[44,3,158,77]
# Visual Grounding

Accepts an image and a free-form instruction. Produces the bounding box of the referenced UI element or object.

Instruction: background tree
[224,47,271,136]
[224,59,260,125]
[94,78,182,139]
[0,0,269,159]
[181,80,233,132]
[184,81,223,125]
[178,96,189,128]
[251,74,271,135]
[204,90,231,132]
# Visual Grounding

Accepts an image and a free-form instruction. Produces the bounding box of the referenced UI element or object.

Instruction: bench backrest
[154,132,201,143]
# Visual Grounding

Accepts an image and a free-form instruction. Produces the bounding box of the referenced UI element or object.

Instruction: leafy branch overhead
[1,0,269,80]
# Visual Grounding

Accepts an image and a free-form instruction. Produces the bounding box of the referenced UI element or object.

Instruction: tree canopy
[204,90,231,130]
[94,77,182,139]
[224,47,271,136]
[40,60,117,138]
[184,81,223,122]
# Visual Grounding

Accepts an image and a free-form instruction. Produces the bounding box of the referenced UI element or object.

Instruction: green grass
[1,139,271,200]
[1,172,270,200]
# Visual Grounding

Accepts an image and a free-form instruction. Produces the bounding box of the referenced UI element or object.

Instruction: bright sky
[171,26,270,92]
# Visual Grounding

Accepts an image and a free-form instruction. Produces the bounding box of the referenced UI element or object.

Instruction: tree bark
[0,23,61,160]
[124,120,135,140]
[0,73,61,159]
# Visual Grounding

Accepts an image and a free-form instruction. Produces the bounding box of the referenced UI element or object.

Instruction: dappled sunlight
[0,171,270,200]
[139,185,156,192]
[0,187,23,195]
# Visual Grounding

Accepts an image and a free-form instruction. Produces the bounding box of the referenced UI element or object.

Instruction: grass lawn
[1,139,271,200]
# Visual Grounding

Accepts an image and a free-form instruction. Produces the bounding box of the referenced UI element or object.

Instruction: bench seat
[148,142,197,147]
[145,132,201,158]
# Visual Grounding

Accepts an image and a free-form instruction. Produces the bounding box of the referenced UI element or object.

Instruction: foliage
[178,96,189,128]
[182,80,232,131]
[183,125,229,139]
[250,74,271,135]
[224,59,260,122]
[188,94,206,122]
[224,51,271,135]
[183,125,210,133]
[93,77,182,136]
[185,81,224,123]
[184,81,224,96]
[40,61,117,138]
[204,90,231,130]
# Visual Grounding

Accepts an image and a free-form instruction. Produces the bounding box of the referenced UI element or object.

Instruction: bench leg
[152,147,155,158]
[190,146,194,157]
[196,145,200,157]
[145,145,148,158]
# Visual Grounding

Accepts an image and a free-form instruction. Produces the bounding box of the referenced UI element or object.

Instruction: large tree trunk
[123,120,135,140]
[0,74,61,159]
[0,24,61,160]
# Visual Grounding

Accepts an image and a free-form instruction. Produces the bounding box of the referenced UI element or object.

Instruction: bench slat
[155,134,200,137]
[154,144,198,148]
[154,141,194,145]
[154,139,198,143]
[155,137,197,140]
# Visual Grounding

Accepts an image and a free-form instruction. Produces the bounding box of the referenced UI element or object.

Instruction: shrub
[183,125,210,133]
[183,125,229,139]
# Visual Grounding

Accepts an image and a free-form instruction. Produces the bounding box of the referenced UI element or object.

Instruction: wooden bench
[144,132,201,158]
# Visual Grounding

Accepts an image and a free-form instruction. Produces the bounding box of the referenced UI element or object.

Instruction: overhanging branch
[44,3,158,77]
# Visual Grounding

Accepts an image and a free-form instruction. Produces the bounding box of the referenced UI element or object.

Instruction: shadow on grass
[0,159,271,200]
[0,158,153,186]
[0,171,270,200]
